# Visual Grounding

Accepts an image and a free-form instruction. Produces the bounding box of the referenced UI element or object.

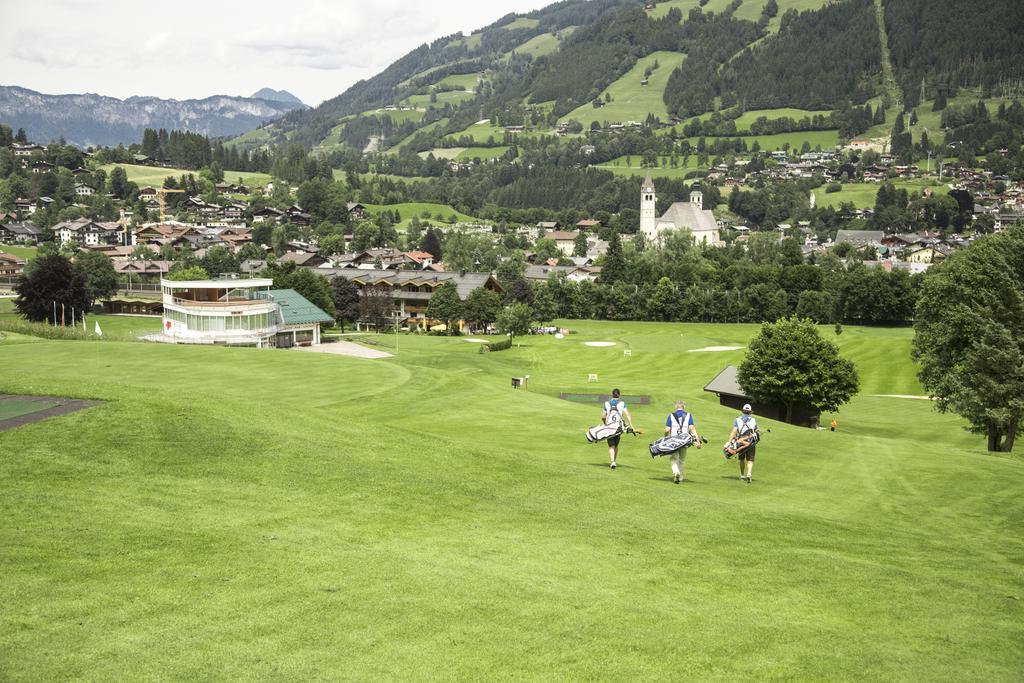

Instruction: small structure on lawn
[703,365,820,427]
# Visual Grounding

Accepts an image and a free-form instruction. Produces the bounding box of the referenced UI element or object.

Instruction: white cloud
[1,0,555,105]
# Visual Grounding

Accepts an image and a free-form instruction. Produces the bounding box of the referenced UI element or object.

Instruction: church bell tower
[640,174,657,238]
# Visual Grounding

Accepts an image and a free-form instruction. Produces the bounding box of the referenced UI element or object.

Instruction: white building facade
[639,176,719,245]
[160,277,332,347]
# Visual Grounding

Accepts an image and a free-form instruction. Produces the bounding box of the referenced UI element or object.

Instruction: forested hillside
[237,0,1020,158]
[883,0,1024,107]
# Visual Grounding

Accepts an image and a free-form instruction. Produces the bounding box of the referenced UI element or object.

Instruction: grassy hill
[97,163,274,189]
[1,320,1021,678]
[562,51,688,127]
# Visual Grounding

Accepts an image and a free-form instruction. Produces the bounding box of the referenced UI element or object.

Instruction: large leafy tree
[913,227,1024,452]
[496,303,533,344]
[427,281,463,335]
[330,276,361,332]
[73,251,119,308]
[738,317,860,423]
[14,254,91,322]
[463,287,501,331]
[200,245,240,277]
[358,284,394,331]
[264,260,335,318]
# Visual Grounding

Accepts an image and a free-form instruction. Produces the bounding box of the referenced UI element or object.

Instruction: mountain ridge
[0,85,306,148]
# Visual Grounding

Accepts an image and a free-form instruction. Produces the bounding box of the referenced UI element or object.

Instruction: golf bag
[649,433,695,457]
[586,421,623,443]
[723,430,760,458]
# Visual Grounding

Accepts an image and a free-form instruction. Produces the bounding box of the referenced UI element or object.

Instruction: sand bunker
[688,345,744,352]
[463,338,488,343]
[584,341,617,347]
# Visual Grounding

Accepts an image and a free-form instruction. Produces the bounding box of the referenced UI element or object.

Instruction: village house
[252,207,285,223]
[346,202,368,221]
[74,183,95,197]
[12,143,43,157]
[0,251,26,278]
[0,221,42,244]
[834,230,885,248]
[547,230,583,255]
[14,198,35,215]
[54,217,122,246]
[320,268,502,331]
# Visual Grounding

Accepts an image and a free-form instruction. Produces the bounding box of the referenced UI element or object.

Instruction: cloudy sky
[1,0,555,106]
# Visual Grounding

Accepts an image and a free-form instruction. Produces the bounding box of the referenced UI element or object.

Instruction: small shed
[703,365,820,427]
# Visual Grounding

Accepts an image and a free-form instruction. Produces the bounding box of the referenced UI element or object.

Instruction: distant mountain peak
[0,85,307,148]
[251,88,306,108]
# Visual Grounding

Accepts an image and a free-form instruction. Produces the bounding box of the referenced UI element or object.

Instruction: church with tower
[639,174,720,245]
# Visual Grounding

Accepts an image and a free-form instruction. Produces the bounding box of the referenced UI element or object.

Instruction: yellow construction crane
[157,188,185,222]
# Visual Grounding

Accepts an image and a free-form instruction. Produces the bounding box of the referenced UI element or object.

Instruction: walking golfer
[727,403,758,483]
[664,401,701,484]
[603,388,634,469]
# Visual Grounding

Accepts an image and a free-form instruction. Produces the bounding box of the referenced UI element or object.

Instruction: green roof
[269,289,334,326]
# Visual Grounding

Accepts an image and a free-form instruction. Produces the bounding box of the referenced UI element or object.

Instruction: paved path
[0,395,105,432]
[293,341,393,359]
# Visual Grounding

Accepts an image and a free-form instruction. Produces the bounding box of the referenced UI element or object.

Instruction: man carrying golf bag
[725,404,759,483]
[654,401,702,484]
[600,389,634,470]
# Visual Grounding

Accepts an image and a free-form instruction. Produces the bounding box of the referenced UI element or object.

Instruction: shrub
[826,182,843,193]
[480,338,513,353]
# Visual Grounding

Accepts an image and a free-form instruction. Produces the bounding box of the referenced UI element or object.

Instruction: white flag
[94,321,103,337]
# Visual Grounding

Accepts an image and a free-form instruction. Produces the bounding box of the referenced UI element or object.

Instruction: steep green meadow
[0,321,1021,679]
[562,51,687,128]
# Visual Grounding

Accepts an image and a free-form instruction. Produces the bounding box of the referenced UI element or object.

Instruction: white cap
[742,404,752,412]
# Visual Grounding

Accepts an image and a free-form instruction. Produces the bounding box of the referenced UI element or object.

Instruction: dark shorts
[739,444,756,461]
[607,434,621,447]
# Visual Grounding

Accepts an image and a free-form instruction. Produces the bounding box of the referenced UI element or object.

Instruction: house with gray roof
[834,230,885,247]
[0,221,42,244]
[320,268,502,331]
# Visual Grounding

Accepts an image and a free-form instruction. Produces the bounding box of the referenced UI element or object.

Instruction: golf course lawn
[0,321,1021,679]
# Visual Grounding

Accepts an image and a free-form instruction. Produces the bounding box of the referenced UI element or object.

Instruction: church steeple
[640,174,657,238]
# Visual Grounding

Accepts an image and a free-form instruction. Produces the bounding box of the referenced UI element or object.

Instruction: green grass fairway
[1,320,1021,678]
[562,51,687,127]
[0,397,60,420]
[97,164,273,190]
